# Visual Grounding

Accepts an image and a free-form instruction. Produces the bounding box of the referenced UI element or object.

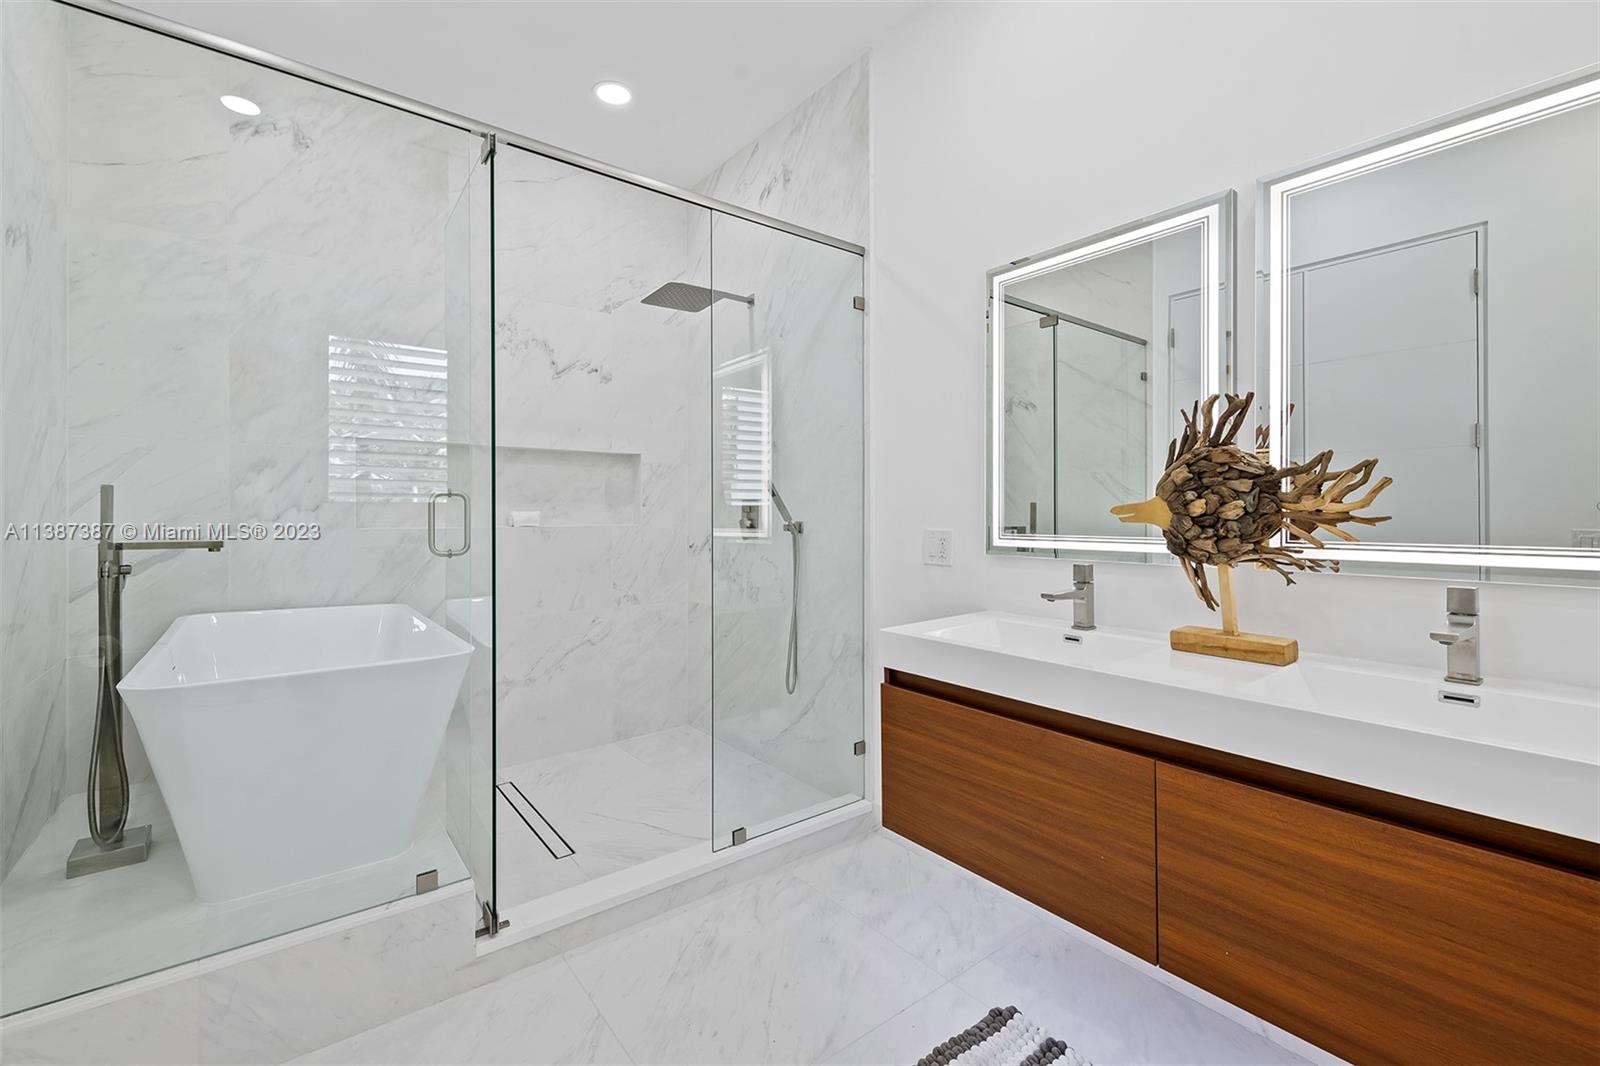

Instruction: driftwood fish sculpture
[1110,392,1392,612]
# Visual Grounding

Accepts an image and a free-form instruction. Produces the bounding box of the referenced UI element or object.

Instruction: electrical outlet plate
[923,529,953,566]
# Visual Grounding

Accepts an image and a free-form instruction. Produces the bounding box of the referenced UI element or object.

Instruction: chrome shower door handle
[428,490,471,558]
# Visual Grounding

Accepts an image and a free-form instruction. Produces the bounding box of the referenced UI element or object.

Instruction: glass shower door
[708,213,865,849]
[441,146,497,926]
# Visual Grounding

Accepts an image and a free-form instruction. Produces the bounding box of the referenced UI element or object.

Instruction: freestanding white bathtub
[120,603,473,903]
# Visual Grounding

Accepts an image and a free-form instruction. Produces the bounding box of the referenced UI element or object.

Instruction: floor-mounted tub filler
[119,604,473,903]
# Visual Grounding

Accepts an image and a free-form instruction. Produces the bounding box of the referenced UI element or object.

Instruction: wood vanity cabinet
[880,673,1600,1064]
[1157,763,1600,1064]
[880,683,1158,962]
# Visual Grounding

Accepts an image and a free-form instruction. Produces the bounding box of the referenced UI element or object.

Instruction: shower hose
[86,561,131,846]
[784,525,800,695]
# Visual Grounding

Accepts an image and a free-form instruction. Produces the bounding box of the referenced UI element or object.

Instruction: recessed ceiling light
[593,81,632,107]
[220,95,261,117]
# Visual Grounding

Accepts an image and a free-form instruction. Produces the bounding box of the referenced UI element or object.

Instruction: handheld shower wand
[769,482,802,695]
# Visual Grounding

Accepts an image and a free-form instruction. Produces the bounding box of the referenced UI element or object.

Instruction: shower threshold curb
[480,798,874,954]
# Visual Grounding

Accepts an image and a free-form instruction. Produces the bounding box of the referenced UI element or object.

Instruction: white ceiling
[125,0,920,187]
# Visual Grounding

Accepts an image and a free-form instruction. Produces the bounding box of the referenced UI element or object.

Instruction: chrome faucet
[1429,586,1481,686]
[1041,563,1096,631]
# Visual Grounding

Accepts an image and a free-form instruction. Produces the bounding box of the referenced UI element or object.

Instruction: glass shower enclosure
[0,0,865,1015]
[487,145,866,915]
[0,0,495,1014]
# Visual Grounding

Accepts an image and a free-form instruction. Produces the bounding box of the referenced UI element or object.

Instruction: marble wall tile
[0,973,204,1066]
[0,665,66,884]
[694,58,869,246]
[0,0,69,879]
[63,13,230,241]
[1,413,66,691]
[0,883,479,1066]
[194,888,479,1064]
[693,210,867,802]
[492,147,708,769]
[495,603,693,764]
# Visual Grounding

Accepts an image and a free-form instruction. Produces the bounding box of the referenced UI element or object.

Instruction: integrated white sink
[882,611,1600,842]
[920,614,1158,667]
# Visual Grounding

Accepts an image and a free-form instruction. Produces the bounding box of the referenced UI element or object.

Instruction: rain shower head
[640,281,754,313]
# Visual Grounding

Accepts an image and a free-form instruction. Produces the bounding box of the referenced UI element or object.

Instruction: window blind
[327,336,449,503]
[720,381,769,510]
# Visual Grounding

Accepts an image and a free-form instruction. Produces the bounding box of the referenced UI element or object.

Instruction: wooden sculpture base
[1169,625,1299,666]
[1169,563,1299,666]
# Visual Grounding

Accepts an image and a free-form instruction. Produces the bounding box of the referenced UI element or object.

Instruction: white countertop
[880,611,1600,843]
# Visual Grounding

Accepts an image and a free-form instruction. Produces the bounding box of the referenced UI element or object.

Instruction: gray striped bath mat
[917,1006,1090,1066]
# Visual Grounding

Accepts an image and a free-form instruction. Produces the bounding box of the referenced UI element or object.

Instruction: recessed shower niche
[494,447,643,528]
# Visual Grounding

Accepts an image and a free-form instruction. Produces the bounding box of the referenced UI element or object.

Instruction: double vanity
[879,612,1600,1064]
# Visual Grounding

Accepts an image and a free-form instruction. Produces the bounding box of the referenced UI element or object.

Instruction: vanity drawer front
[881,683,1157,961]
[1156,763,1600,1064]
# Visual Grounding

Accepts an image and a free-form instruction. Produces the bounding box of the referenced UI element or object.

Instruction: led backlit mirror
[987,191,1235,555]
[1259,71,1600,579]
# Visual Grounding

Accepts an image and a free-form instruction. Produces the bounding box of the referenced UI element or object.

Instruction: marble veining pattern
[283,830,1322,1066]
[689,63,870,813]
[0,779,468,1018]
[3,3,486,1017]
[1,0,69,880]
[288,957,630,1066]
[693,58,869,246]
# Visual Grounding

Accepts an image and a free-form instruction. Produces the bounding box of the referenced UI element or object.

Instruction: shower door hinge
[1038,314,1058,329]
[852,296,866,312]
[475,899,509,938]
[415,869,439,895]
[853,740,866,756]
[1472,421,1481,448]
[479,132,497,164]
[1470,267,1480,296]
[731,827,748,846]
[1168,326,1176,349]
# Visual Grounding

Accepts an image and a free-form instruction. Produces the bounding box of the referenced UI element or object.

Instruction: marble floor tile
[265,828,1326,1066]
[564,869,945,1065]
[790,831,1038,979]
[952,918,1309,1065]
[821,980,988,1066]
[496,726,834,909]
[289,956,631,1065]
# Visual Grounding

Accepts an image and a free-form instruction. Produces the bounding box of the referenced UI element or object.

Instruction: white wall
[868,1,1600,692]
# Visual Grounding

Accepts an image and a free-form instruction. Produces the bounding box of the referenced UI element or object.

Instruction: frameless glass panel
[1052,321,1149,538]
[441,148,497,924]
[1002,303,1057,536]
[490,144,713,908]
[709,213,865,850]
[0,4,487,1014]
